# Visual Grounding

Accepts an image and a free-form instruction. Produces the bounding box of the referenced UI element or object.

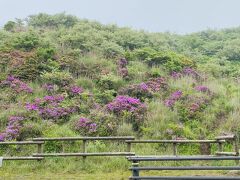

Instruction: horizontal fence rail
[129,176,240,180]
[0,141,44,145]
[126,139,226,155]
[31,136,135,160]
[0,141,45,162]
[33,152,135,157]
[128,155,240,179]
[33,136,135,141]
[2,157,44,161]
[127,155,240,161]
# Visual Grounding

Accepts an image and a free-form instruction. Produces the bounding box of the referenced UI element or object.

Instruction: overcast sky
[1,0,240,34]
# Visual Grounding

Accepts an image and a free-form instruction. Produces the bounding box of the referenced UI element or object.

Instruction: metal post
[173,143,177,156]
[132,161,139,179]
[82,140,87,162]
[234,135,239,156]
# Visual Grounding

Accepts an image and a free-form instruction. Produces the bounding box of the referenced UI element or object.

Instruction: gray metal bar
[130,166,240,170]
[129,176,240,180]
[127,155,240,161]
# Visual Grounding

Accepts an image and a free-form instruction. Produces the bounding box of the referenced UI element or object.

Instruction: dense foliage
[1,13,240,142]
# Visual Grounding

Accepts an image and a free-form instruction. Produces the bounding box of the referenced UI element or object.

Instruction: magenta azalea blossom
[195,85,209,92]
[164,90,183,108]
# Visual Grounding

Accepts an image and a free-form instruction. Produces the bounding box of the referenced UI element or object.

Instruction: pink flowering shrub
[68,85,84,97]
[0,116,25,141]
[106,95,147,131]
[0,75,33,93]
[119,78,168,101]
[145,77,168,92]
[42,83,55,93]
[171,67,200,79]
[74,117,97,135]
[117,58,128,79]
[26,95,75,122]
[164,90,183,107]
[118,82,152,101]
[73,109,117,136]
[195,85,210,93]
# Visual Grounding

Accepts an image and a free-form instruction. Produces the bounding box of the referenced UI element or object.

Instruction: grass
[1,165,239,180]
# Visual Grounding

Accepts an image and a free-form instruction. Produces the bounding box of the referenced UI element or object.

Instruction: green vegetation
[1,13,240,178]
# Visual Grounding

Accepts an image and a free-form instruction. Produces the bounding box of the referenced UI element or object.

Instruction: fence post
[82,140,87,162]
[217,140,223,152]
[62,142,65,153]
[127,142,131,152]
[37,143,43,154]
[132,160,139,179]
[37,143,43,161]
[173,142,177,156]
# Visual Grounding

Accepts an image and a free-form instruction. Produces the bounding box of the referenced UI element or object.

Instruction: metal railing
[127,155,240,179]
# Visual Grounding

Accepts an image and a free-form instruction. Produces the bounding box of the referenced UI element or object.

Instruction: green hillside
[0,13,240,178]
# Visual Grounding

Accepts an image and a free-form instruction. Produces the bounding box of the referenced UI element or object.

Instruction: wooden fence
[0,135,238,161]
[32,136,135,160]
[0,141,44,161]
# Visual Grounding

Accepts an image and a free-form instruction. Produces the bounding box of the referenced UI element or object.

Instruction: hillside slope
[0,13,240,142]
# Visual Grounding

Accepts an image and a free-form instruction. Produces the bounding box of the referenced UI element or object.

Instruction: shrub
[41,71,73,87]
[13,31,39,51]
[74,117,97,136]
[0,116,25,141]
[94,89,116,104]
[130,48,195,72]
[1,75,33,93]
[18,122,43,140]
[72,110,117,136]
[164,90,183,107]
[100,41,124,58]
[118,83,152,101]
[106,95,147,131]
[96,73,124,91]
[25,95,75,122]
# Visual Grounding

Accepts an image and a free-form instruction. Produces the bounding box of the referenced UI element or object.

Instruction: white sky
[0,0,240,34]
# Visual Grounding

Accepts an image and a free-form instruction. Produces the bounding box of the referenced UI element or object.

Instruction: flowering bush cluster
[195,85,210,93]
[106,95,147,131]
[74,117,97,135]
[0,75,33,93]
[145,77,168,92]
[164,90,183,107]
[26,95,75,121]
[187,96,210,113]
[171,67,200,79]
[0,116,25,141]
[119,77,167,101]
[68,85,84,96]
[42,83,55,92]
[117,58,128,79]
[119,82,152,101]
